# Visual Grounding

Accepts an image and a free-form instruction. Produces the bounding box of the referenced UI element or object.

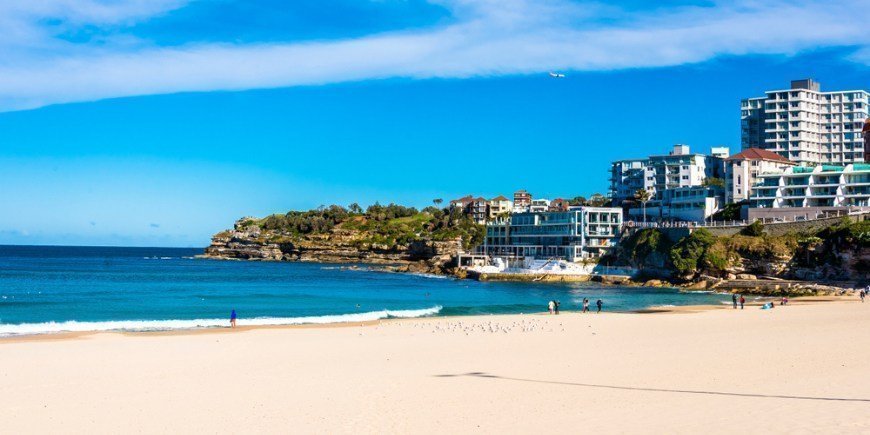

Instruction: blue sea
[0,245,729,336]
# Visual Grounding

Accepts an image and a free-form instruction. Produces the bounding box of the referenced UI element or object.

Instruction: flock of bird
[372,318,582,335]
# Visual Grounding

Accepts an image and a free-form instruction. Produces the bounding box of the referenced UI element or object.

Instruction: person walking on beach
[582,298,589,313]
[739,295,745,310]
[548,300,555,314]
[596,299,603,313]
[554,301,561,315]
[230,309,237,328]
[861,289,866,303]
[732,293,738,309]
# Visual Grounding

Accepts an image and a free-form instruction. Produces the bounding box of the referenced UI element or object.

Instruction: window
[682,175,689,180]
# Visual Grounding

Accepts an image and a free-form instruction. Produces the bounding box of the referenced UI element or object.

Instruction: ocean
[0,245,728,336]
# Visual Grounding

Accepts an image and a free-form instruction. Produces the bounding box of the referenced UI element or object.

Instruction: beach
[1,298,868,433]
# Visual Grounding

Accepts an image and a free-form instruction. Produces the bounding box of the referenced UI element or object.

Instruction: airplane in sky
[548,72,565,78]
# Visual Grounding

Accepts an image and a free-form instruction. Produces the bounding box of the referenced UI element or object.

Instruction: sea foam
[0,306,442,337]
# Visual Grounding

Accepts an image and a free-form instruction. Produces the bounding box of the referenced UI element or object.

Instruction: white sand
[1,300,869,434]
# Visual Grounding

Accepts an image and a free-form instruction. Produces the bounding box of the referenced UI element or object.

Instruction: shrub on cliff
[669,229,716,276]
[740,220,765,237]
[817,218,870,249]
[618,229,674,267]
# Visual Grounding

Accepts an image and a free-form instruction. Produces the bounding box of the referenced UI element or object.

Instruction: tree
[588,193,609,207]
[702,177,726,188]
[633,188,652,223]
[740,220,765,237]
[348,203,363,214]
[433,198,443,207]
[569,196,587,206]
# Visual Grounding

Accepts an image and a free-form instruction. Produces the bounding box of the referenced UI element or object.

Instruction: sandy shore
[2,299,869,433]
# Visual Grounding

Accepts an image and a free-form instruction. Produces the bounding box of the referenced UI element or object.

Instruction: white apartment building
[725,148,797,203]
[482,207,624,261]
[642,186,725,222]
[487,196,513,218]
[609,158,646,206]
[528,199,550,213]
[610,145,725,205]
[751,163,870,209]
[741,79,869,165]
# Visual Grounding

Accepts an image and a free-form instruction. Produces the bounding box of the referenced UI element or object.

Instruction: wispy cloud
[0,0,868,111]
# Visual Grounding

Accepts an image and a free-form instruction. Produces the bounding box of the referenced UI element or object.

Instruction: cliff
[608,217,869,294]
[203,205,481,274]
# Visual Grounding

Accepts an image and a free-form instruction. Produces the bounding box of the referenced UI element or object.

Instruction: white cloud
[0,0,867,111]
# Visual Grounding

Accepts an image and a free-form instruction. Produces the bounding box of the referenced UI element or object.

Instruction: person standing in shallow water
[230,309,237,328]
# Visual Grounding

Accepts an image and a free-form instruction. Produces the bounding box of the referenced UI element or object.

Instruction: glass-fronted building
[480,207,623,261]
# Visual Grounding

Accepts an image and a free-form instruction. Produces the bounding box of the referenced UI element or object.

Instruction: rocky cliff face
[203,218,463,274]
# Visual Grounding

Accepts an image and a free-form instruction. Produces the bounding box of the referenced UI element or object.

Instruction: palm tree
[634,189,652,223]
[433,198,443,208]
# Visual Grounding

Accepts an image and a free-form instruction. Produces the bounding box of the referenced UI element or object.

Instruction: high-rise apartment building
[741,79,869,165]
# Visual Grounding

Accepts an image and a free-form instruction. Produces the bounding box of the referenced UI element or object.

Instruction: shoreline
[1,295,854,343]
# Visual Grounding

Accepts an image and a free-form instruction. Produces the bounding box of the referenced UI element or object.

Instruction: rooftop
[727,147,794,164]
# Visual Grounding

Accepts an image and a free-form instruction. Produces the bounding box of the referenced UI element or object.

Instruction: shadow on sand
[435,372,870,403]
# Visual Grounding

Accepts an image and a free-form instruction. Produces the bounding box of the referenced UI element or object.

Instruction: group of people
[731,294,746,309]
[548,298,603,314]
[732,293,791,310]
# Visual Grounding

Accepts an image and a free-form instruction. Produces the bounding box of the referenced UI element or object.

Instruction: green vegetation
[618,228,673,265]
[710,201,745,221]
[569,193,610,207]
[740,220,764,236]
[246,202,484,250]
[612,217,868,281]
[702,177,725,188]
[669,229,717,275]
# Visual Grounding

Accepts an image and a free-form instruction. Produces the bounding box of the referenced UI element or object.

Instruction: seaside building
[643,186,725,222]
[610,145,725,206]
[481,207,624,261]
[725,148,797,204]
[740,79,869,165]
[529,199,550,213]
[487,196,513,219]
[610,145,726,221]
[609,158,646,207]
[749,163,870,220]
[512,190,532,213]
[449,195,489,224]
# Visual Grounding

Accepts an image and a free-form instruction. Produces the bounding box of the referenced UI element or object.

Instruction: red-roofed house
[725,148,797,203]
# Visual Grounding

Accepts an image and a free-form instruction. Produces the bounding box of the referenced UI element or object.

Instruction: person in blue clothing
[230,309,237,328]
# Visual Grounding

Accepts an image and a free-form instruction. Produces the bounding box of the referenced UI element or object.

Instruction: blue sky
[1,0,869,247]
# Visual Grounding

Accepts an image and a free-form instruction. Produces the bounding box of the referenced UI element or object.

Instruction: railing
[624,209,868,230]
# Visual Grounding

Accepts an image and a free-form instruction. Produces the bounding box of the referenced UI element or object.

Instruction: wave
[408,273,450,280]
[0,306,442,337]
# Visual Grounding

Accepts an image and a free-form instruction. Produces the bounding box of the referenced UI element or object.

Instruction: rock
[736,273,757,280]
[643,279,663,287]
[726,273,737,280]
[683,280,708,290]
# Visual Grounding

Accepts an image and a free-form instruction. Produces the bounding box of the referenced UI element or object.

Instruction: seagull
[549,72,565,78]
